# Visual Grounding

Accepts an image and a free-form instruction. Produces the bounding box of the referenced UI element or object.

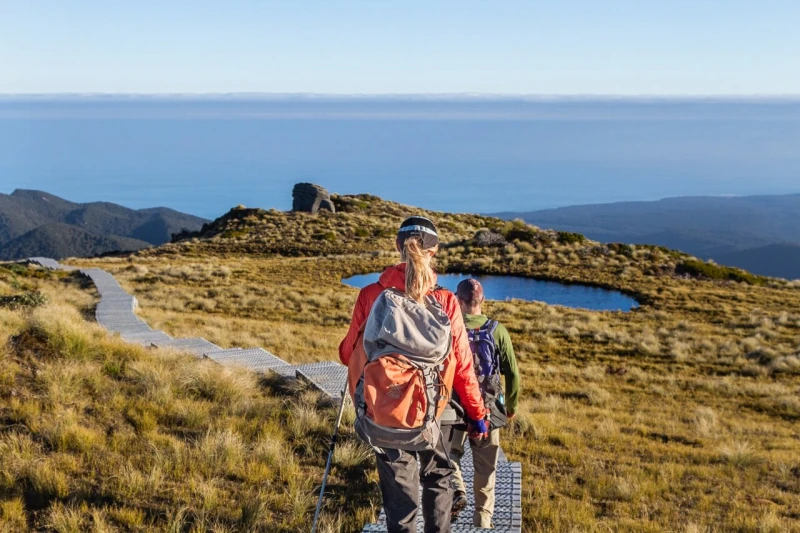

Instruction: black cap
[397,216,439,249]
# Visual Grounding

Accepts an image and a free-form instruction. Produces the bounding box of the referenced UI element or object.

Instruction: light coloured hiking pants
[448,428,501,528]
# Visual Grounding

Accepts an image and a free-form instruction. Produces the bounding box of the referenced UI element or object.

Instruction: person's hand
[507,413,516,421]
[468,418,488,440]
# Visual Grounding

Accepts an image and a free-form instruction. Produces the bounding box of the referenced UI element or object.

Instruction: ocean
[2,96,799,220]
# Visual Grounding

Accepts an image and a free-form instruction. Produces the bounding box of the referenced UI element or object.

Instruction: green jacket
[463,313,520,416]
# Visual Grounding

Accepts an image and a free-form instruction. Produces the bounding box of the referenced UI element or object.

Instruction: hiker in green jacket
[448,278,520,528]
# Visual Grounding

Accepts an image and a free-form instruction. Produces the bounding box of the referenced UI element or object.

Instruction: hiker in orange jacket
[339,216,488,533]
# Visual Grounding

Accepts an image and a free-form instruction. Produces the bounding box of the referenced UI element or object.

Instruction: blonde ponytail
[403,236,437,303]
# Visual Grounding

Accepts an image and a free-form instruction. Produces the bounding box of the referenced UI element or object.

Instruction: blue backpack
[466,320,507,429]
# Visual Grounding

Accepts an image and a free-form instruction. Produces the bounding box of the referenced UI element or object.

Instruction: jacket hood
[377,263,438,292]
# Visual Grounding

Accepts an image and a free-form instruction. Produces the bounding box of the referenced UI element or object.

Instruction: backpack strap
[482,319,499,335]
[482,320,501,370]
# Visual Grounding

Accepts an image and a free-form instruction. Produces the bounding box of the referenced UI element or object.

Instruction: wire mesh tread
[295,361,348,398]
[153,337,222,354]
[204,348,297,377]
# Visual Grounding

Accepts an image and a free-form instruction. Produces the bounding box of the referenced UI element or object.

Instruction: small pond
[342,272,638,312]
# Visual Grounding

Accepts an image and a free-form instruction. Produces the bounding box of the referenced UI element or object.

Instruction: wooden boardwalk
[27,257,522,532]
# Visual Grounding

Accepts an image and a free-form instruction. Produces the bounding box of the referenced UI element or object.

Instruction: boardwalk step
[205,348,296,378]
[295,361,348,398]
[153,337,223,356]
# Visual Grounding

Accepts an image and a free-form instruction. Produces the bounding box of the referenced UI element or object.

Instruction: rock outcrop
[473,229,507,246]
[292,183,335,214]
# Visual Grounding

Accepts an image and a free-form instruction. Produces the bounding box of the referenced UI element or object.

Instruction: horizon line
[3,92,800,101]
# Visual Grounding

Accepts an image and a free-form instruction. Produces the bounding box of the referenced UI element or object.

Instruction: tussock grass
[182,362,256,409]
[0,267,380,531]
[14,193,800,531]
[46,502,85,533]
[289,403,327,440]
[196,429,246,476]
[719,440,763,468]
[573,383,611,406]
[333,440,373,469]
[0,498,27,530]
[253,433,288,468]
[692,406,718,439]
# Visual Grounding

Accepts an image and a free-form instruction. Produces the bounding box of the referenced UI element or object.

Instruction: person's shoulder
[362,281,383,293]
[432,286,460,313]
[433,286,456,301]
[433,283,453,294]
[489,319,510,337]
[357,282,384,305]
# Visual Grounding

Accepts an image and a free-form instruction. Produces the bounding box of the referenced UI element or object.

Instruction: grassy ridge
[0,266,379,532]
[8,192,800,531]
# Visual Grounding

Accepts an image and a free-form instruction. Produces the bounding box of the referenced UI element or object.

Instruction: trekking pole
[435,417,455,471]
[311,385,348,533]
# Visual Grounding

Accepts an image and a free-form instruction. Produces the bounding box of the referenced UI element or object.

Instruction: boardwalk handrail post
[311,385,348,533]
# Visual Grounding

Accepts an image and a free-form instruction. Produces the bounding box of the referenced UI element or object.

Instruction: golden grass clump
[719,440,763,468]
[333,440,372,469]
[182,362,257,409]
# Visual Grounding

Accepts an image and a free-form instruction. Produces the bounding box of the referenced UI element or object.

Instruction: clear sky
[2,0,799,95]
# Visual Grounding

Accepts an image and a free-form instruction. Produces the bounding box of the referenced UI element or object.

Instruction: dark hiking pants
[374,426,454,533]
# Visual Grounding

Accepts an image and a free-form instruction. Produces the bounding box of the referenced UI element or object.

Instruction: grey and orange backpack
[347,288,454,451]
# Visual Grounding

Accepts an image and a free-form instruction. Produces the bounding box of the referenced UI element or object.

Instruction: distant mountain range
[493,194,800,280]
[0,190,208,260]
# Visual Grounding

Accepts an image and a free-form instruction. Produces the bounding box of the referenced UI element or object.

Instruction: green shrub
[2,264,27,276]
[676,259,765,285]
[608,243,635,258]
[0,291,48,310]
[557,231,586,245]
[638,243,685,259]
[501,220,540,244]
[331,194,375,212]
[221,229,250,239]
[317,231,337,242]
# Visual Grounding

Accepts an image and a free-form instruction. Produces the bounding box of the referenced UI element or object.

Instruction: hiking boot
[451,491,467,520]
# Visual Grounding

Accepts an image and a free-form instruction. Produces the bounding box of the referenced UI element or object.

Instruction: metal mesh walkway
[296,361,348,396]
[27,257,324,382]
[363,440,522,532]
[27,257,522,532]
[205,347,296,378]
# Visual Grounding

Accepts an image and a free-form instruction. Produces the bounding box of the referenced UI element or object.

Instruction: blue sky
[2,1,799,95]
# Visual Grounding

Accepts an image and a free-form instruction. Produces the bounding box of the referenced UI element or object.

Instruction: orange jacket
[339,263,487,422]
